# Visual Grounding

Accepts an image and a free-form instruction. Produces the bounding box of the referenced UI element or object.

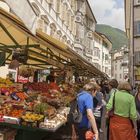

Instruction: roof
[86,0,97,23]
[95,31,112,44]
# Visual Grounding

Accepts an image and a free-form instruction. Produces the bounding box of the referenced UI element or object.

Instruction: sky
[89,0,125,31]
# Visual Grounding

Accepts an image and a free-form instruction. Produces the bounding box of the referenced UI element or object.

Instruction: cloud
[89,0,125,30]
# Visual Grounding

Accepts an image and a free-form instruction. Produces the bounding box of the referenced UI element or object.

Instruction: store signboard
[5,0,37,34]
[18,75,29,83]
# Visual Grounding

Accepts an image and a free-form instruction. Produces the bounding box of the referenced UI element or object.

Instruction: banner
[5,0,37,34]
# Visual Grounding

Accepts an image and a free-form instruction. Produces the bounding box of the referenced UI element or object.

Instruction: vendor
[46,71,60,91]
[46,71,55,83]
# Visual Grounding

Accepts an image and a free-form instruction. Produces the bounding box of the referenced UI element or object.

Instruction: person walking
[91,83,104,132]
[106,79,118,140]
[135,84,140,139]
[107,79,118,102]
[106,81,137,140]
[72,82,99,140]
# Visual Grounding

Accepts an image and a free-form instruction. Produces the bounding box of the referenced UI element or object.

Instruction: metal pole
[132,0,135,87]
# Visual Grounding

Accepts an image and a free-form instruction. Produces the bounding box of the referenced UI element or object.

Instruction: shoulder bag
[108,90,117,118]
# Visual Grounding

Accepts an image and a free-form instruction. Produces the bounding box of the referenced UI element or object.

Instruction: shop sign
[17,75,29,83]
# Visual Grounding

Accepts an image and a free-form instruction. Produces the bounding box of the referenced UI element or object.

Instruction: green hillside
[96,24,128,50]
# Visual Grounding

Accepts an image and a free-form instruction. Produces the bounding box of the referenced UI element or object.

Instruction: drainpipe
[132,0,135,87]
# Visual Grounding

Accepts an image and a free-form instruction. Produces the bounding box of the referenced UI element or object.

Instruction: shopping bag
[85,130,95,140]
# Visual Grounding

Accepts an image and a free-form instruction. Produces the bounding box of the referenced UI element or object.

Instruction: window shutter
[72,20,76,36]
[56,0,61,13]
[68,15,72,30]
[61,4,66,21]
[137,21,140,35]
[134,21,140,35]
[71,0,76,11]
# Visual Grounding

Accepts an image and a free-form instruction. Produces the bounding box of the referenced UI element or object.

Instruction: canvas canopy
[0,8,106,77]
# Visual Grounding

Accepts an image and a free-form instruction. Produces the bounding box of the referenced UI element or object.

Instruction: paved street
[100,107,107,140]
[41,108,108,140]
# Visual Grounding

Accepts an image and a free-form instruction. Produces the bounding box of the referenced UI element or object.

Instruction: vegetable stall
[0,8,106,140]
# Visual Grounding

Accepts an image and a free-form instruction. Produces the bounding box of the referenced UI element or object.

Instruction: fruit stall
[0,8,106,140]
[0,76,79,140]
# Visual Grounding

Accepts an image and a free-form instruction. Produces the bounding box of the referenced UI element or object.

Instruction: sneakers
[99,128,103,133]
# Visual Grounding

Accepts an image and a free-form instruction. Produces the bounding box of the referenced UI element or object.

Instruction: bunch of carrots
[16,92,28,100]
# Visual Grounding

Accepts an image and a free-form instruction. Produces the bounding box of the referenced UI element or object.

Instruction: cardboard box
[0,129,17,140]
[4,129,16,140]
[3,116,20,124]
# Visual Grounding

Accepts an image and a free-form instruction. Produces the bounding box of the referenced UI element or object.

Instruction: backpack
[67,93,83,124]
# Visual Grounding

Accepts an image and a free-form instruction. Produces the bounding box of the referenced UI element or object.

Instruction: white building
[111,46,129,82]
[0,0,112,78]
[93,32,112,77]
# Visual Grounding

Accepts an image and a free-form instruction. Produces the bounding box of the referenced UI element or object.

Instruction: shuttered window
[55,0,61,13]
[134,52,140,65]
[134,21,140,36]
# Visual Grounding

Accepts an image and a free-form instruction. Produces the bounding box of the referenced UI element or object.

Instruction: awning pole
[0,22,19,46]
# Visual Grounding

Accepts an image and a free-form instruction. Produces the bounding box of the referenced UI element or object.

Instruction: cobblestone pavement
[41,106,108,140]
[99,107,107,140]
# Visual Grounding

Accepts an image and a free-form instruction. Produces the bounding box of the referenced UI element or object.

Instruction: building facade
[0,0,112,77]
[125,0,140,85]
[111,46,129,82]
[93,32,112,77]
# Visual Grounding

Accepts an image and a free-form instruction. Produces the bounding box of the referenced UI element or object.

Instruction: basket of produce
[33,103,57,119]
[20,112,44,127]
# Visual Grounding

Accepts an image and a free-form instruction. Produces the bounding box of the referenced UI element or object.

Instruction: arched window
[67,40,71,46]
[62,35,67,43]
[41,15,50,33]
[56,30,62,40]
[41,15,50,24]
[71,43,74,49]
[50,23,57,36]
[31,2,41,16]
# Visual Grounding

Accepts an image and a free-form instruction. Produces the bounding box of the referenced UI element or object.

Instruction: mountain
[96,24,128,50]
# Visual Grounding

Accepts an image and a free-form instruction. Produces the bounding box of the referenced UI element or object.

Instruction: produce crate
[0,128,17,140]
[20,113,44,128]
[20,119,41,128]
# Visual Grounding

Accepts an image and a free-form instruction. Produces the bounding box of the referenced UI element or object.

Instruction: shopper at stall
[46,71,55,83]
[107,79,118,102]
[91,83,104,132]
[106,81,137,140]
[135,84,140,139]
[106,79,118,140]
[100,80,109,100]
[46,71,60,91]
[73,82,99,140]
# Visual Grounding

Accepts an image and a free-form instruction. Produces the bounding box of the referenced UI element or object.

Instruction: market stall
[0,8,106,77]
[0,7,106,140]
